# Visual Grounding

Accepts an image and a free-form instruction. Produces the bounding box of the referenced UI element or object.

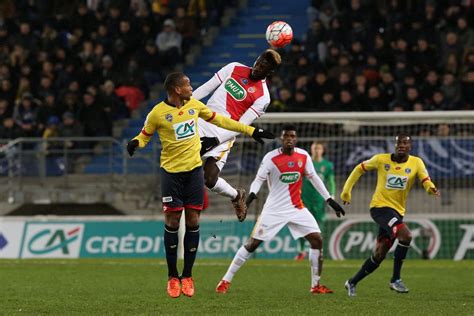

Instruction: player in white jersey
[215,125,346,294]
[193,50,281,222]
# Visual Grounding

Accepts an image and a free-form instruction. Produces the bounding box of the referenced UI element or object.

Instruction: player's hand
[431,187,441,198]
[127,139,139,157]
[200,137,219,156]
[245,192,257,208]
[340,191,351,205]
[251,128,275,144]
[326,198,345,218]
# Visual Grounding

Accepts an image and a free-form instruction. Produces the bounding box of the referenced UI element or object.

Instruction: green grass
[1,259,473,315]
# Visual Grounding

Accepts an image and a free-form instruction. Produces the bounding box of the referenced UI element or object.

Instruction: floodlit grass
[1,259,473,315]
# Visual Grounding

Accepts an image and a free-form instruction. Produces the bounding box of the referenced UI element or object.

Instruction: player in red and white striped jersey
[193,50,281,221]
[215,125,346,294]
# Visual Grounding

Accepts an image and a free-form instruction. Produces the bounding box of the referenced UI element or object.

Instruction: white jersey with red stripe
[193,62,270,143]
[250,147,332,213]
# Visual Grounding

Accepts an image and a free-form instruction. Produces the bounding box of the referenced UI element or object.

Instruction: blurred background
[0,0,472,260]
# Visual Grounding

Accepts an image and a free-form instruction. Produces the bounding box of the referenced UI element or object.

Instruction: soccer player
[215,125,346,294]
[193,49,281,222]
[295,141,336,260]
[126,72,274,298]
[341,134,440,297]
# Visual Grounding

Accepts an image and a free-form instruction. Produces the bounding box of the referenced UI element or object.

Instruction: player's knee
[244,239,261,253]
[399,232,412,245]
[306,233,322,249]
[204,172,218,188]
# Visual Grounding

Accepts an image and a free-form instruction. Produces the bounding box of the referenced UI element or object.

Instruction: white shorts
[251,207,321,241]
[199,118,234,171]
[201,140,233,171]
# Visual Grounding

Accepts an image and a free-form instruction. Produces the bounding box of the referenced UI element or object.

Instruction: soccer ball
[265,21,293,48]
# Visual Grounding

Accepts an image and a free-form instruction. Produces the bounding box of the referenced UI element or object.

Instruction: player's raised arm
[127,111,158,156]
[197,102,274,144]
[417,158,440,197]
[341,155,379,204]
[193,63,237,100]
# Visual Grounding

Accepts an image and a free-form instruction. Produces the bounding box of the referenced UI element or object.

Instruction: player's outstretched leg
[164,224,181,298]
[204,158,247,221]
[345,237,390,297]
[390,224,412,293]
[216,239,261,293]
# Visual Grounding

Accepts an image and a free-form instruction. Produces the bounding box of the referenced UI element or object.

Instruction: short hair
[261,49,282,67]
[164,72,186,93]
[282,124,297,133]
[395,133,412,142]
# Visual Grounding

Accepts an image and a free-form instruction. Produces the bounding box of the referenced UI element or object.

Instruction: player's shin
[222,245,252,282]
[392,240,410,282]
[164,225,180,278]
[350,255,380,285]
[209,177,238,199]
[309,248,321,287]
[182,225,200,278]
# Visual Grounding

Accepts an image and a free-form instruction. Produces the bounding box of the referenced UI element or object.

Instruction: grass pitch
[1,259,473,315]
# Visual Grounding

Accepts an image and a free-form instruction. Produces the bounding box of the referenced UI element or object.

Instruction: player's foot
[344,280,356,297]
[232,188,247,222]
[167,277,181,298]
[389,279,409,293]
[294,251,307,261]
[216,280,231,294]
[310,284,334,294]
[181,277,195,297]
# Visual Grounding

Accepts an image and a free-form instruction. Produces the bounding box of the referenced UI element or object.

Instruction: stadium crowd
[269,0,474,113]
[0,0,233,140]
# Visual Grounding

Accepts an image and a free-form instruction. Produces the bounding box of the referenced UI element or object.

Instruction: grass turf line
[1,259,473,315]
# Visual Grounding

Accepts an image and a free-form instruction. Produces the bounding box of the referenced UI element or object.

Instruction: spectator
[440,73,461,107]
[155,19,182,70]
[0,117,21,139]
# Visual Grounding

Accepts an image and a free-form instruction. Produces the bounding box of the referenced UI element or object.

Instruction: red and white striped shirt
[250,148,331,212]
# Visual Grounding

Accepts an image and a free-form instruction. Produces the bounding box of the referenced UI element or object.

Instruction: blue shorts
[160,166,204,212]
[370,207,404,242]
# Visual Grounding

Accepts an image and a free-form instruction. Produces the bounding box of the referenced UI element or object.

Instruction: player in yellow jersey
[340,134,440,297]
[126,72,274,298]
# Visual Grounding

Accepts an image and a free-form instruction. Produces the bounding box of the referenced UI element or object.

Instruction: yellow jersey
[341,153,436,216]
[133,98,255,173]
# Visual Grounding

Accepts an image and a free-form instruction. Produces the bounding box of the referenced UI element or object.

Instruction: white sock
[210,177,238,200]
[223,245,252,282]
[309,248,321,287]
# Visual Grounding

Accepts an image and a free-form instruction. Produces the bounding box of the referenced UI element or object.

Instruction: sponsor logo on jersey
[248,87,256,93]
[165,114,173,122]
[178,111,183,116]
[384,164,390,171]
[385,174,408,190]
[188,109,195,115]
[405,168,411,174]
[173,119,196,140]
[279,172,300,184]
[288,161,294,168]
[225,78,247,101]
[395,166,401,170]
[242,78,248,85]
[298,160,303,168]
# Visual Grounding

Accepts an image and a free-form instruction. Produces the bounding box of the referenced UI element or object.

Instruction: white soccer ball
[265,21,293,48]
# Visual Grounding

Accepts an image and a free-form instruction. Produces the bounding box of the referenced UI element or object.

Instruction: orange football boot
[216,280,231,293]
[310,284,334,294]
[181,277,195,297]
[167,277,181,298]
